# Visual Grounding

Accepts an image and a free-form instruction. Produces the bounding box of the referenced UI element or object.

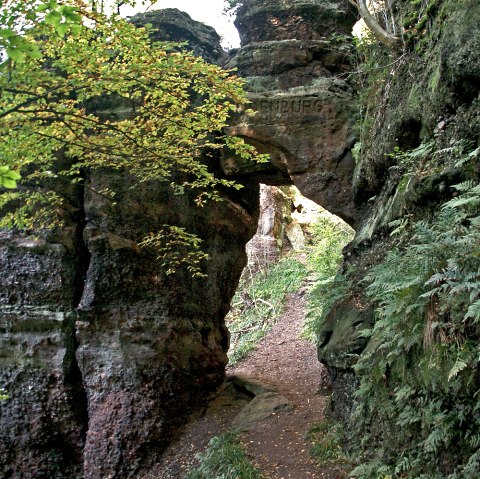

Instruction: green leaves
[1,30,41,62]
[42,2,83,37]
[350,180,480,479]
[0,388,8,401]
[1,0,264,274]
[139,226,209,278]
[1,0,84,64]
[0,166,21,189]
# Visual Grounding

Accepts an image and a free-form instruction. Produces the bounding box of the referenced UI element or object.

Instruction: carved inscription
[251,97,325,121]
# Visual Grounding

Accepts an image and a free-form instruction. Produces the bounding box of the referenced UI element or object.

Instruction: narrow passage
[147,289,347,479]
[230,291,346,479]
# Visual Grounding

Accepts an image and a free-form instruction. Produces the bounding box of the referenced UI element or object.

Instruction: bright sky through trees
[119,0,241,49]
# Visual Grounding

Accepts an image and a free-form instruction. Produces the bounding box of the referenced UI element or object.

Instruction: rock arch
[0,3,361,478]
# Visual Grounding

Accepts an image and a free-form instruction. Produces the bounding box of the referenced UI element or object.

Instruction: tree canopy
[0,0,266,232]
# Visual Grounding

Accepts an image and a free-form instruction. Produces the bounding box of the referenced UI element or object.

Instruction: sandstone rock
[0,11,259,479]
[232,392,293,430]
[0,228,87,478]
[317,297,374,371]
[327,0,480,426]
[224,0,360,225]
[244,185,292,274]
[228,374,276,396]
[76,170,259,478]
[130,9,224,64]
[235,0,356,46]
[285,221,306,250]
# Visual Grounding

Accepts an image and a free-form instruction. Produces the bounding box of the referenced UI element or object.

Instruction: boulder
[232,392,293,430]
[130,9,224,64]
[235,0,356,46]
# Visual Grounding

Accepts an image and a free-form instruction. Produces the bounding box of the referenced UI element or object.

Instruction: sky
[119,0,241,49]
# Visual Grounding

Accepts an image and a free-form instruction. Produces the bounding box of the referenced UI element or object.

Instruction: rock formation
[316,0,480,427]
[0,3,363,477]
[224,0,359,225]
[0,11,259,479]
[130,8,225,65]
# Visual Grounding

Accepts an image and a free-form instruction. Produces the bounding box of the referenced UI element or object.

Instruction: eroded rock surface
[224,0,359,225]
[0,166,88,478]
[130,8,225,64]
[317,0,480,424]
[77,171,259,478]
[0,176,259,479]
[0,11,259,479]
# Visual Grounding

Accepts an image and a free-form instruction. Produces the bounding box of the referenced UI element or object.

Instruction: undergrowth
[303,212,354,342]
[226,255,307,364]
[306,417,350,469]
[350,181,480,479]
[185,432,263,479]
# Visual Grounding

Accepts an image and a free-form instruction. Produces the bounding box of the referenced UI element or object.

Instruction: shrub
[350,181,480,479]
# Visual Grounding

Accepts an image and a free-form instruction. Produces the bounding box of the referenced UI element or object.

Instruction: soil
[141,288,348,479]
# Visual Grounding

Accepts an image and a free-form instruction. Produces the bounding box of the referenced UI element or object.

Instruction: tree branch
[354,0,401,48]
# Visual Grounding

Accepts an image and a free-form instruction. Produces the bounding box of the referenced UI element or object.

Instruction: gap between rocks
[145,288,347,479]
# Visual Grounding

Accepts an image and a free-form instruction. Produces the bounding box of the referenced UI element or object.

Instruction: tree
[0,0,266,232]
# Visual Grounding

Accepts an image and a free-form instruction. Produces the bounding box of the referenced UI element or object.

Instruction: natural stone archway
[0,4,361,478]
[223,0,360,226]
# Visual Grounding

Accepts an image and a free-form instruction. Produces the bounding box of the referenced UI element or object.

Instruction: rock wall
[0,11,259,479]
[0,179,88,478]
[77,171,259,478]
[0,174,259,479]
[317,0,480,424]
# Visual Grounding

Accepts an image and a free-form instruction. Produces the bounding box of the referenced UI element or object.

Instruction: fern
[350,182,480,479]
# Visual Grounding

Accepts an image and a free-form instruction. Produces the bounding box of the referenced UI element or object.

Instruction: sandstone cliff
[3,1,478,477]
[0,11,259,479]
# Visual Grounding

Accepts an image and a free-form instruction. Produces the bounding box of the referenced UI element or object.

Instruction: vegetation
[349,180,480,479]
[303,212,354,341]
[227,205,354,362]
[306,418,350,468]
[185,432,263,479]
[353,28,397,160]
[0,0,266,271]
[226,255,307,364]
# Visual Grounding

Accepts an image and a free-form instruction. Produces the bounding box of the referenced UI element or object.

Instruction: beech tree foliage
[0,0,266,230]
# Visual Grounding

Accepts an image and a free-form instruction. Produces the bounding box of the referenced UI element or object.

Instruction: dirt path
[230,291,345,479]
[145,289,346,479]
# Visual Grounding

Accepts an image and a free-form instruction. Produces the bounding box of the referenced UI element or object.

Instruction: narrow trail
[146,289,347,479]
[230,291,345,479]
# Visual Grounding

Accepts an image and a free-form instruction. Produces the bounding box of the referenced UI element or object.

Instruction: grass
[185,432,264,479]
[302,211,354,342]
[305,418,350,468]
[226,255,307,365]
